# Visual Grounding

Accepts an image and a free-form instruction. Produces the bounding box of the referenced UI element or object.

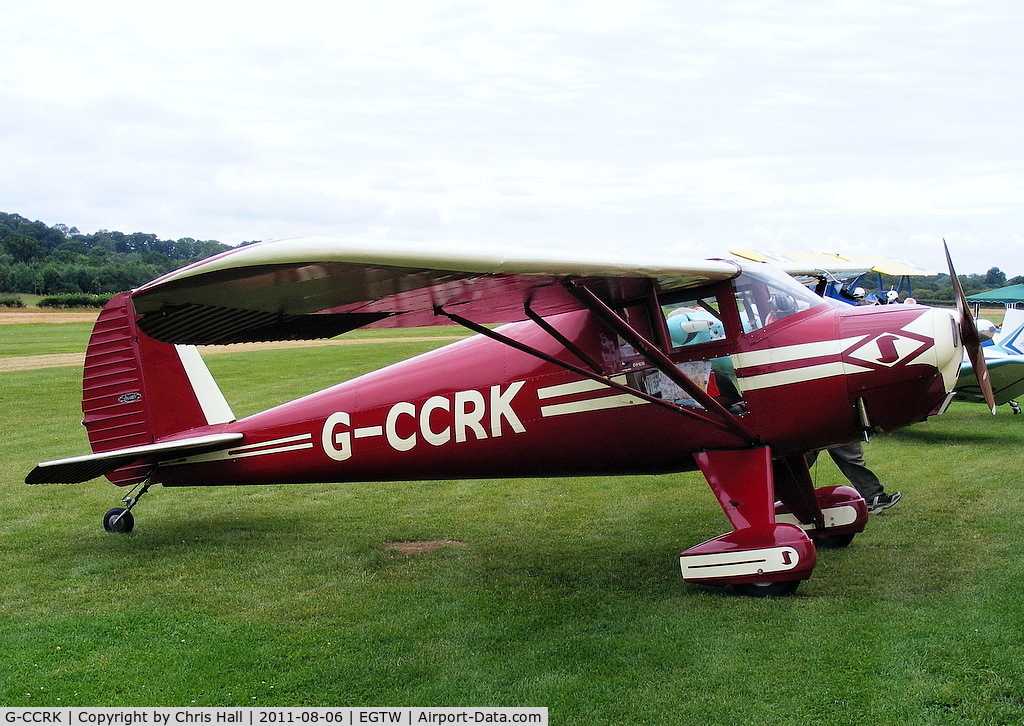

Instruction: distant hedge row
[0,293,114,309]
[37,293,114,308]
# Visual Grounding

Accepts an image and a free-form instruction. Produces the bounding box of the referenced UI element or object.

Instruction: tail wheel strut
[103,478,154,534]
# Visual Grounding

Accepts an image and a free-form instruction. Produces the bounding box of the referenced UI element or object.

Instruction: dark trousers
[805,441,883,500]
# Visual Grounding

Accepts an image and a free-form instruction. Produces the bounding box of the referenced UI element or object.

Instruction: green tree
[6,263,43,294]
[3,234,45,264]
[984,267,1007,289]
[0,211,233,294]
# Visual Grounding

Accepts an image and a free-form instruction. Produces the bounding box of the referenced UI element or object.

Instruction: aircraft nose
[929,306,965,393]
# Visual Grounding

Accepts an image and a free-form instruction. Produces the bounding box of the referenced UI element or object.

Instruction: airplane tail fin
[77,292,235,486]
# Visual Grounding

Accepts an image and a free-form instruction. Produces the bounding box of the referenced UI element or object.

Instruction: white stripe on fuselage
[732,337,863,369]
[536,376,649,418]
[736,360,887,392]
[540,393,649,417]
[163,433,314,466]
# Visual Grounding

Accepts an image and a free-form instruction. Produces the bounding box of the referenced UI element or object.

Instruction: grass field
[2,321,1023,723]
[0,322,95,356]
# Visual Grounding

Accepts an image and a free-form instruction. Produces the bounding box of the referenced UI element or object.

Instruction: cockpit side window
[732,265,829,333]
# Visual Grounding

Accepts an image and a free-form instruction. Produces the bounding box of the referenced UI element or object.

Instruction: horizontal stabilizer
[26,433,243,485]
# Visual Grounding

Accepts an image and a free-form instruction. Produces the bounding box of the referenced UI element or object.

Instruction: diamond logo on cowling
[845,332,931,369]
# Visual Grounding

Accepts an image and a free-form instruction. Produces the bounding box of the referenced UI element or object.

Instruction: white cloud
[2,0,1023,275]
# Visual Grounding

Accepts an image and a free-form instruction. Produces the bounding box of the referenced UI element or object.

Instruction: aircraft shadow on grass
[889,427,1021,447]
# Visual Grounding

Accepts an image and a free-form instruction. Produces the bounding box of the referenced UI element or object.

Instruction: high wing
[842,255,936,278]
[730,248,936,282]
[132,237,741,345]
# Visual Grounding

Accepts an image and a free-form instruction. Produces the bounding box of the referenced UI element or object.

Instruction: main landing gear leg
[773,456,868,549]
[103,478,154,534]
[681,447,816,597]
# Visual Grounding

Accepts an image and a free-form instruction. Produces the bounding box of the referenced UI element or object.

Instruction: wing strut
[564,279,758,444]
[435,308,689,415]
[436,302,756,444]
[523,298,604,373]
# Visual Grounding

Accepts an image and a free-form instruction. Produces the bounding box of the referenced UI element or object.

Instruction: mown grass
[0,323,96,356]
[1,326,1023,723]
[0,319,464,358]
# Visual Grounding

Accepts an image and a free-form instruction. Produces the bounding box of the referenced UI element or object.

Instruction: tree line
[0,211,238,297]
[0,210,1020,304]
[858,266,1022,306]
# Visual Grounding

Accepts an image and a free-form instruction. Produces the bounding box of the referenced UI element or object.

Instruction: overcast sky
[3,0,1022,275]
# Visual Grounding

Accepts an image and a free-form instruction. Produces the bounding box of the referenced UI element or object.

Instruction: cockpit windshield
[732,263,833,333]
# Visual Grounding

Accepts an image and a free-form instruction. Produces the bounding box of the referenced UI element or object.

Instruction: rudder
[82,293,235,486]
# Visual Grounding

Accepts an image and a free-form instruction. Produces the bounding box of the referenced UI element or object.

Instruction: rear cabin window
[610,290,739,408]
[662,296,726,348]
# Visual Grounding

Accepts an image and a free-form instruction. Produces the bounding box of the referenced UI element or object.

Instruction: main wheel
[103,507,134,534]
[733,580,800,597]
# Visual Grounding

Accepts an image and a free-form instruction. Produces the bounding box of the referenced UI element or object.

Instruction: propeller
[944,239,997,414]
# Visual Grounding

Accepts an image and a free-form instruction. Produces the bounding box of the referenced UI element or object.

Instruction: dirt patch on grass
[0,335,467,372]
[384,539,468,556]
[0,309,100,324]
[0,353,86,372]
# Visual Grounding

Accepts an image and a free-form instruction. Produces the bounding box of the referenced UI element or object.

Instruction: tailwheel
[103,507,135,533]
[102,477,153,534]
[733,580,801,598]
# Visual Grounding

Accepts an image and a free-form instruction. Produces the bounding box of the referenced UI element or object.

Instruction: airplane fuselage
[156,299,960,488]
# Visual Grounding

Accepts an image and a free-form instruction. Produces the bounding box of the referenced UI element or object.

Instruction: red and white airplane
[27,239,992,595]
